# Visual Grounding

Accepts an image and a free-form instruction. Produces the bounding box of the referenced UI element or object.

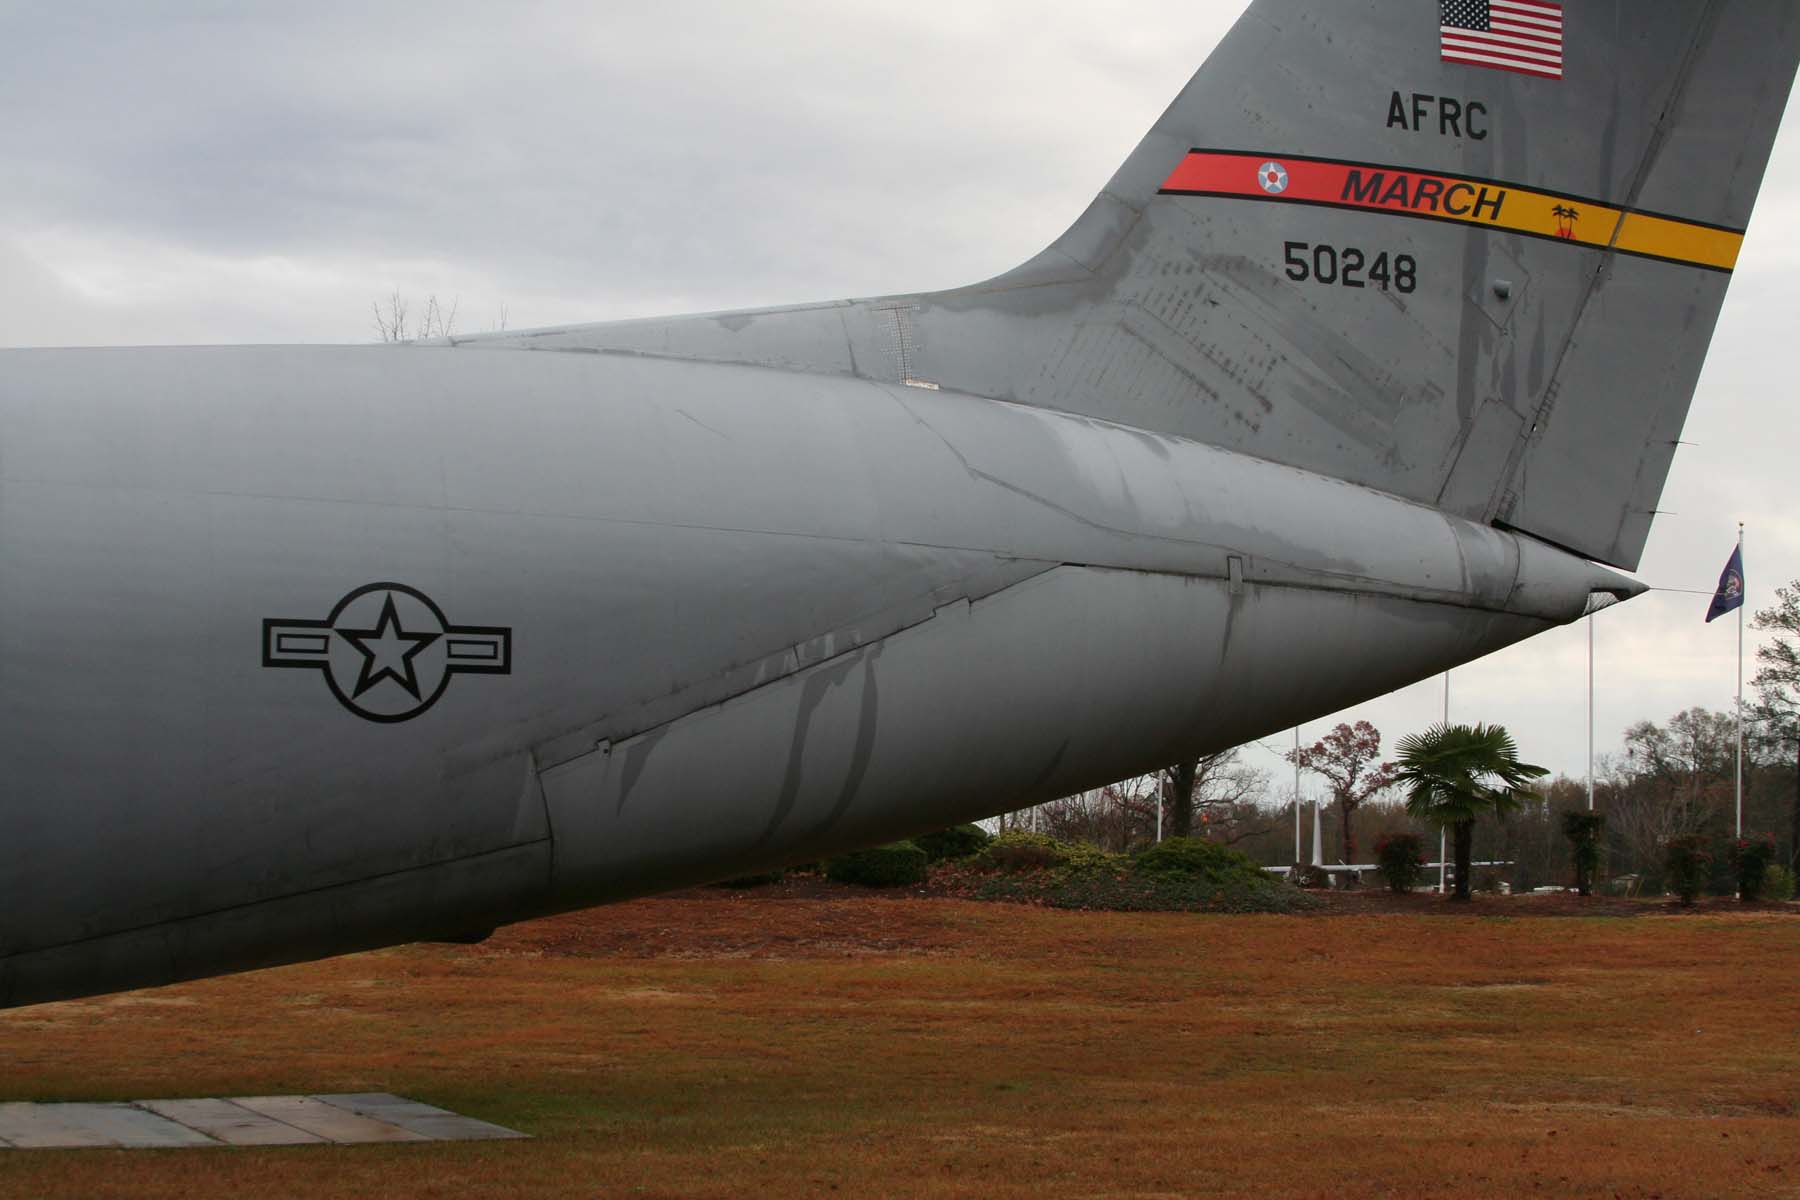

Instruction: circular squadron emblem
[1257,161,1290,194]
[262,582,512,723]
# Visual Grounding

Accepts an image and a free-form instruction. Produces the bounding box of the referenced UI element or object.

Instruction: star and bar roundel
[263,582,512,723]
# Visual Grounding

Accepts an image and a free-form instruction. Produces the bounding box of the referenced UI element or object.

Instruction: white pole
[1736,523,1745,839]
[1307,722,1325,869]
[1440,672,1450,893]
[1588,615,1596,811]
[1155,777,1164,844]
[1293,727,1303,863]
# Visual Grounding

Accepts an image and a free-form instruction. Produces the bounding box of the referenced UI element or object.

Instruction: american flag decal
[1441,0,1564,80]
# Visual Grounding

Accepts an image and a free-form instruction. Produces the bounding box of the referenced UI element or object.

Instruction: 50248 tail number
[1283,242,1416,293]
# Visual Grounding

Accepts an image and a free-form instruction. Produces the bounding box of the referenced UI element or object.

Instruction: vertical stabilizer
[901,0,1799,570]
[467,1,1799,571]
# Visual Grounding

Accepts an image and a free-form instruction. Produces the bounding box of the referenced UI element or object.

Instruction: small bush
[1133,837,1262,880]
[960,832,1315,913]
[980,831,1067,871]
[964,834,1317,910]
[912,823,993,863]
[1764,864,1796,902]
[1562,810,1606,897]
[826,841,929,888]
[979,831,1121,875]
[1664,834,1712,906]
[1016,867,1319,914]
[1729,834,1779,902]
[1375,833,1426,894]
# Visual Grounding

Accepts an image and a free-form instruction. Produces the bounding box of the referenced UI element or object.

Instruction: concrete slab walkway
[0,1093,527,1149]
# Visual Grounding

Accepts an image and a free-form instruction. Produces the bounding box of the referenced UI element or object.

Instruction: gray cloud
[0,2,1220,329]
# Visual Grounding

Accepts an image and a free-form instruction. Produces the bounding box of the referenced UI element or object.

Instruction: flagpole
[1588,615,1596,811]
[1440,671,1450,893]
[1736,523,1745,839]
[1293,727,1302,864]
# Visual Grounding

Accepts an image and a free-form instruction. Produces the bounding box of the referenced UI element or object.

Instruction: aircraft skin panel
[537,564,1557,915]
[0,844,553,1013]
[4,2,1796,1007]
[0,345,1628,1005]
[0,559,1555,1010]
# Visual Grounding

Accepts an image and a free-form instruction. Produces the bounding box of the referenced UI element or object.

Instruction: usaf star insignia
[263,582,512,722]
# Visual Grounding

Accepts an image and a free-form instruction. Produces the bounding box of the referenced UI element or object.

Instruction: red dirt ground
[3,890,1798,1199]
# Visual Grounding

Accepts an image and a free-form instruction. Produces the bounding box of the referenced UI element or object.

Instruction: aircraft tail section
[924,0,1800,570]
[463,1,1799,570]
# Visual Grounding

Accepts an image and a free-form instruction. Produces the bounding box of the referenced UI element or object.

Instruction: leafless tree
[1752,582,1800,871]
[1605,710,1738,876]
[1033,779,1159,852]
[1160,749,1272,844]
[372,291,461,342]
[1006,751,1271,852]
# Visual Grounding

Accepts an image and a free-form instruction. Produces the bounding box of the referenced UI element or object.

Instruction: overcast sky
[2,1,1794,786]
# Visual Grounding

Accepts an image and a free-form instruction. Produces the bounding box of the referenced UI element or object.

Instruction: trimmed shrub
[1664,834,1712,906]
[913,823,993,863]
[1133,836,1261,880]
[1016,866,1319,914]
[1764,864,1796,902]
[1375,833,1426,894]
[964,832,1316,913]
[979,831,1121,875]
[1729,834,1779,902]
[1562,810,1606,897]
[826,841,929,888]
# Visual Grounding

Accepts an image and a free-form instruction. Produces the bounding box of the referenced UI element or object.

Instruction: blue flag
[1705,545,1745,623]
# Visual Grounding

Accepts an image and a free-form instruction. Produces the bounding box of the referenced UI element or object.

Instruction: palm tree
[1395,723,1547,901]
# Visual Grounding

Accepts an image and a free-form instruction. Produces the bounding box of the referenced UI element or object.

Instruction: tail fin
[907,0,1800,570]
[473,1,1799,570]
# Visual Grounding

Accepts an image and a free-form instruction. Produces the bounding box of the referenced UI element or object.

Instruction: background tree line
[1001,580,1800,895]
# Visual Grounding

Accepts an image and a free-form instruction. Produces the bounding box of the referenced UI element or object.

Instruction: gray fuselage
[0,344,1628,1006]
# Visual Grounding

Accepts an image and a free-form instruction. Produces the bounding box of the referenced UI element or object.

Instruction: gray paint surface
[0,1,1794,1009]
[465,0,1794,572]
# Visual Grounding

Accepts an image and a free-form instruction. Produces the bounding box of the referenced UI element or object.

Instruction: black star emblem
[338,591,440,700]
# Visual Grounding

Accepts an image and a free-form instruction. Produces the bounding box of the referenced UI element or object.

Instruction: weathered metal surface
[461,1,1796,573]
[0,2,1794,1010]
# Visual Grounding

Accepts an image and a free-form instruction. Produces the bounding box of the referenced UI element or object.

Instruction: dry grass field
[3,891,1799,1199]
